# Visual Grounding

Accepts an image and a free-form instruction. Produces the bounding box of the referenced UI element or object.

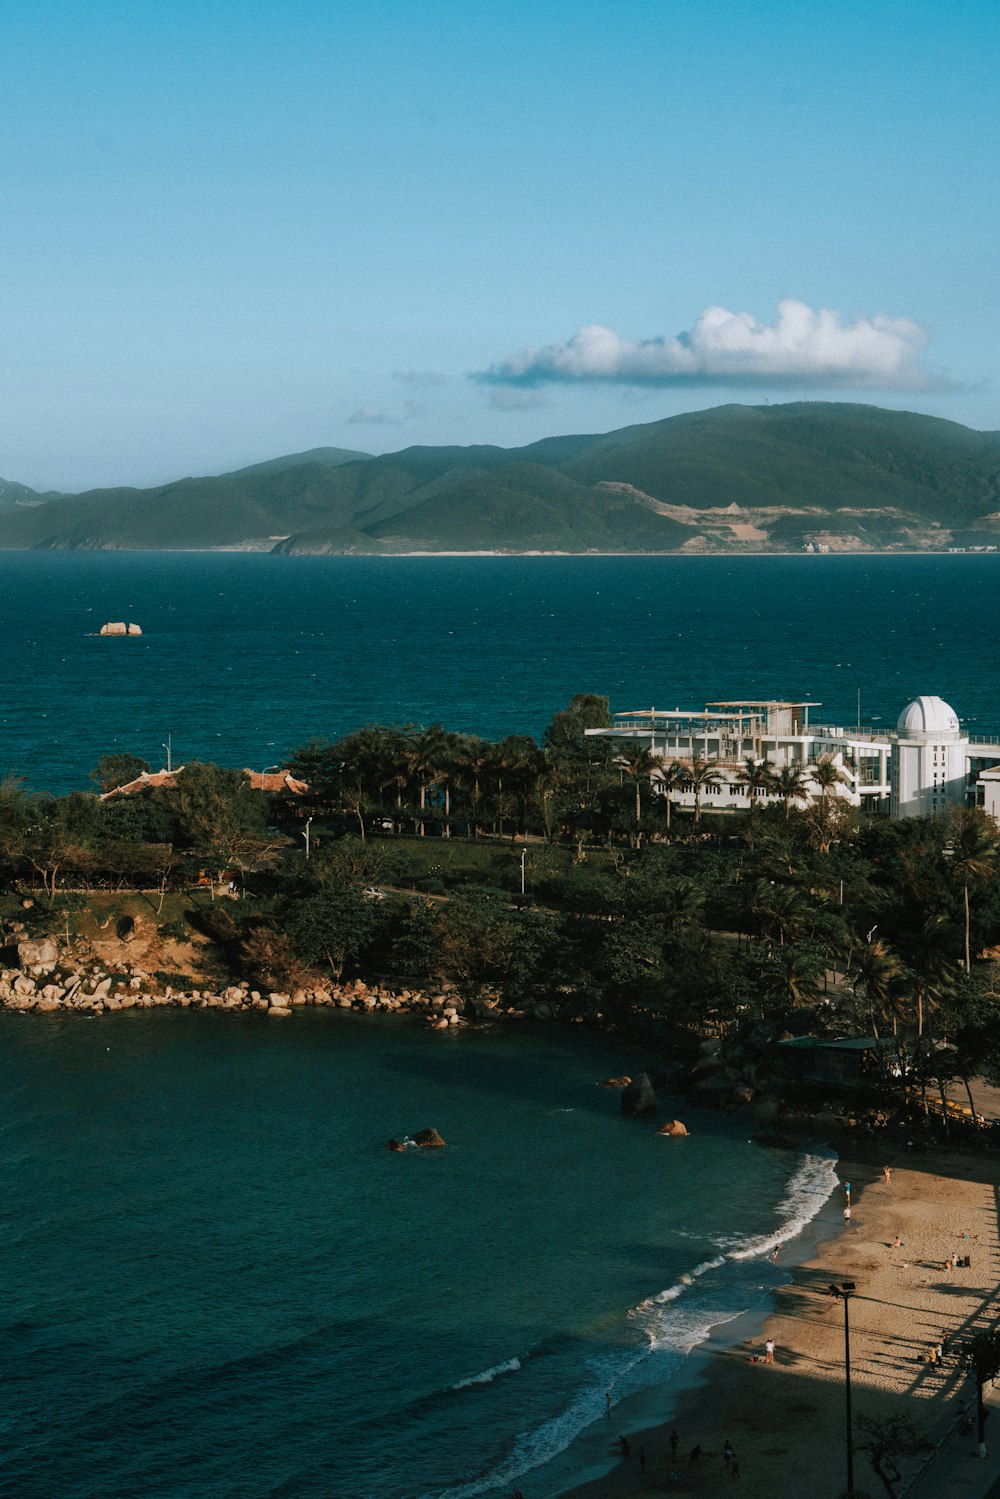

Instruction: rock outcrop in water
[98,621,142,635]
[620,1072,657,1115]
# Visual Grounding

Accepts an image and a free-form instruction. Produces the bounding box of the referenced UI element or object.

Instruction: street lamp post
[520,847,526,897]
[829,1281,857,1497]
[302,815,313,861]
[967,1331,1000,1458]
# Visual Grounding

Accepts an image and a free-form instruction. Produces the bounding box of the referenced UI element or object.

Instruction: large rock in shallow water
[657,1119,688,1137]
[621,1073,657,1116]
[412,1127,446,1148]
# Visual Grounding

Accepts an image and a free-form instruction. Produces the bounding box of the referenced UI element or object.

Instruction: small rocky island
[98,621,142,635]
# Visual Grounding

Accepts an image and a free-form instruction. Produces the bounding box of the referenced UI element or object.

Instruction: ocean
[0,550,993,1496]
[1,551,999,794]
[0,1010,837,1499]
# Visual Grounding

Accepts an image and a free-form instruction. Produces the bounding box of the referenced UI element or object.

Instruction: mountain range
[1,403,999,554]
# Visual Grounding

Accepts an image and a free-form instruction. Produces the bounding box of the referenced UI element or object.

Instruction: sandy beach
[559,1149,1000,1499]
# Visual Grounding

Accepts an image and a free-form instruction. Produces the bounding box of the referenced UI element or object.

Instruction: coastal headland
[561,1152,1000,1499]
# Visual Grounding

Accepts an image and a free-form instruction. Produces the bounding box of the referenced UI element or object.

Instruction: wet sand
[559,1151,1000,1499]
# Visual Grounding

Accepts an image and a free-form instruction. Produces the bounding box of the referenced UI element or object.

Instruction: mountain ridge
[2,402,999,554]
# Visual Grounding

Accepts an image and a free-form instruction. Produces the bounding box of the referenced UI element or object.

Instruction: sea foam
[435,1146,838,1499]
[452,1357,522,1390]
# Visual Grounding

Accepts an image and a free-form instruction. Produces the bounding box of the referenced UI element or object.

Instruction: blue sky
[1,0,997,490]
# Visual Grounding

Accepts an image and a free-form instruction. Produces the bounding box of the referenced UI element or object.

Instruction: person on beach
[845,1181,851,1203]
[723,1440,735,1468]
[891,1234,902,1249]
[765,1337,775,1364]
[844,1205,852,1229]
[771,1243,781,1262]
[883,1164,892,1184]
[941,1331,950,1358]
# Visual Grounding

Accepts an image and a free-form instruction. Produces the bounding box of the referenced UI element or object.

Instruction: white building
[586,694,1000,821]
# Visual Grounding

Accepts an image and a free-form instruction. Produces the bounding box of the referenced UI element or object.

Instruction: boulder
[601,1076,632,1089]
[658,1119,689,1137]
[268,1005,292,1019]
[412,1127,446,1148]
[621,1073,657,1116]
[754,1131,800,1150]
[99,621,127,635]
[17,937,59,969]
[386,1138,407,1152]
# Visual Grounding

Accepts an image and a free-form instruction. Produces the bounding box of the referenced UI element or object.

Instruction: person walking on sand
[765,1337,775,1364]
[883,1164,892,1184]
[844,1204,852,1229]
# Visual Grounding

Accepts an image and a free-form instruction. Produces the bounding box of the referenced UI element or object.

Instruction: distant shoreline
[2,547,1000,560]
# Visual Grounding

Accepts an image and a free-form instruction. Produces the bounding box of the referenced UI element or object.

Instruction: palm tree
[614,745,661,834]
[750,878,810,946]
[810,753,851,804]
[735,756,777,817]
[500,735,544,836]
[452,735,494,840]
[944,806,1000,971]
[681,754,722,826]
[774,763,810,820]
[853,937,906,1042]
[650,758,686,837]
[404,723,449,836]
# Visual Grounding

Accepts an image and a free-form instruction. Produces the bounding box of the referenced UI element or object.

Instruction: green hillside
[223,446,372,478]
[1,403,999,553]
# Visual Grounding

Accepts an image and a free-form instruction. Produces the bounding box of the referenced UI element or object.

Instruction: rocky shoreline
[3,936,956,1150]
[0,935,573,1029]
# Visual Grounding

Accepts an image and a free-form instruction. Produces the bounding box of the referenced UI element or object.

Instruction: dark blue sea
[0,1011,837,1499]
[0,552,994,1497]
[2,551,999,794]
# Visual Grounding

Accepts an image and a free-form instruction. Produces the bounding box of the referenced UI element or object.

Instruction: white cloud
[477,299,948,391]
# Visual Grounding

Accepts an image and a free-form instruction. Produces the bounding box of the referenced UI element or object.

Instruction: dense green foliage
[2,403,999,552]
[4,698,1000,1117]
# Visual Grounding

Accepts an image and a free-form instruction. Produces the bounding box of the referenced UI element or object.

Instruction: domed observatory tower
[890,696,968,818]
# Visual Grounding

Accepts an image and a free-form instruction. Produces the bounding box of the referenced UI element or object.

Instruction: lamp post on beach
[966,1330,1000,1459]
[829,1281,857,1497]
